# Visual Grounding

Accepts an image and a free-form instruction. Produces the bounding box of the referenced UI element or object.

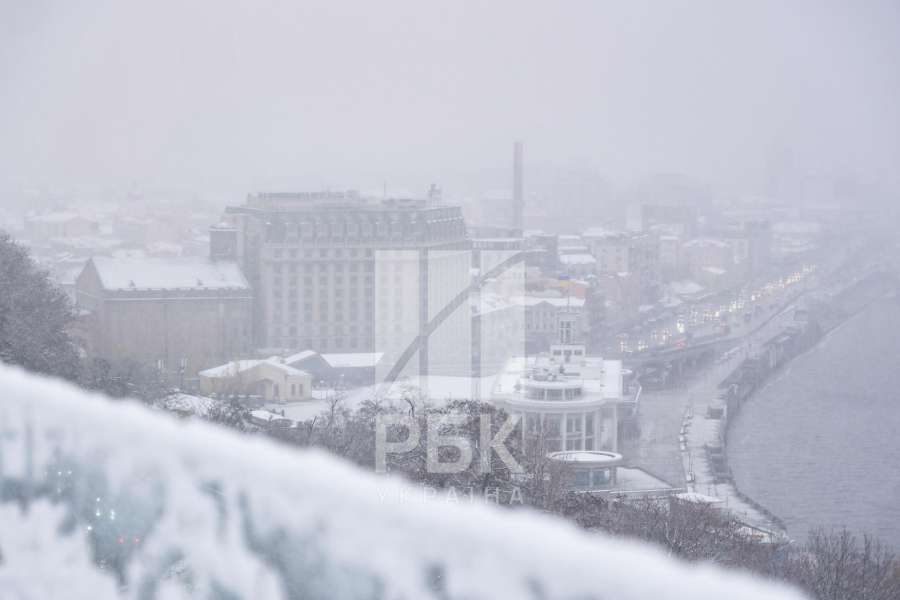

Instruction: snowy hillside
[0,364,805,599]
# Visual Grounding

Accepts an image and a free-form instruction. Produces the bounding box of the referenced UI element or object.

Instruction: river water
[729,298,900,549]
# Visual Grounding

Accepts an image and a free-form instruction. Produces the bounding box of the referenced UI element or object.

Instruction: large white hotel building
[213,191,473,379]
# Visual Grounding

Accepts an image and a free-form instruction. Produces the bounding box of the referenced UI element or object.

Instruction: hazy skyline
[2,0,899,199]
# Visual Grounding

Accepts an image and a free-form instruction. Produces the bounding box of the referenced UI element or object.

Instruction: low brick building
[75,257,253,384]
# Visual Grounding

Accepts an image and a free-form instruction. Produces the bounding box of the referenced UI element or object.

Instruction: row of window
[269,218,464,242]
[273,337,373,351]
[523,384,584,400]
[522,412,596,438]
[271,248,374,259]
[269,262,374,273]
[275,322,370,334]
[271,275,374,288]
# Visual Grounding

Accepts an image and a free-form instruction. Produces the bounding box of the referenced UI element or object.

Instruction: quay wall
[714,270,898,532]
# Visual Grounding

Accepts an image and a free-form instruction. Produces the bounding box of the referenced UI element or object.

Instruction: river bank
[727,282,900,548]
[711,270,899,536]
[624,266,898,538]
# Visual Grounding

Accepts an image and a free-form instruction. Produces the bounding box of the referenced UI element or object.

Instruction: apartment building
[583,230,660,303]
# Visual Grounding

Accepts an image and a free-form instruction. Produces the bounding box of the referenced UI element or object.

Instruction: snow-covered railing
[0,364,804,599]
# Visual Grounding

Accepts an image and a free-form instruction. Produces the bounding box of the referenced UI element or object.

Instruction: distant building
[471,239,527,380]
[283,349,384,387]
[558,253,596,279]
[583,230,660,303]
[517,296,587,353]
[744,220,773,273]
[548,450,676,498]
[198,358,311,403]
[75,257,253,383]
[218,191,472,378]
[523,232,559,275]
[490,344,631,453]
[24,211,99,241]
[640,204,698,237]
[681,238,737,289]
[657,234,683,280]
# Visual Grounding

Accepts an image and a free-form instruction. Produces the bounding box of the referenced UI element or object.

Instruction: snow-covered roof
[557,234,582,243]
[198,358,308,378]
[670,280,705,296]
[683,237,729,248]
[473,292,521,315]
[581,227,624,239]
[558,245,590,254]
[614,467,676,494]
[661,296,684,308]
[559,253,597,265]
[491,355,624,401]
[26,211,89,223]
[674,492,725,504]
[702,266,727,276]
[773,220,822,234]
[321,352,384,369]
[283,349,320,364]
[249,409,292,422]
[512,296,586,309]
[158,393,221,417]
[90,256,250,291]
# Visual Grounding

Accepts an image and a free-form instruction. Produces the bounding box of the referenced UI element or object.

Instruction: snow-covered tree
[0,232,80,380]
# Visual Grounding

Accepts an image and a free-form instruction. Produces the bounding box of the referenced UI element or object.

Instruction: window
[592,469,611,486]
[544,414,561,437]
[525,413,540,435]
[574,471,590,488]
[565,438,583,451]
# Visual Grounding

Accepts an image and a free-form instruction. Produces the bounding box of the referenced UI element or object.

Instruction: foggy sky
[2,0,899,198]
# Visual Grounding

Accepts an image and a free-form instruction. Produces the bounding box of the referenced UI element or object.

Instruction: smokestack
[513,141,524,233]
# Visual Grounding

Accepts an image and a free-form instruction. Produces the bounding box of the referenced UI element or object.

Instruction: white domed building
[491,344,635,453]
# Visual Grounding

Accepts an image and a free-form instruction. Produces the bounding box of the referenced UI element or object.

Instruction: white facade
[490,345,623,453]
[198,358,312,403]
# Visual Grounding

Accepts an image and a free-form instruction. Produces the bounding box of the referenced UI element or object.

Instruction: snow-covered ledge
[0,364,804,599]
